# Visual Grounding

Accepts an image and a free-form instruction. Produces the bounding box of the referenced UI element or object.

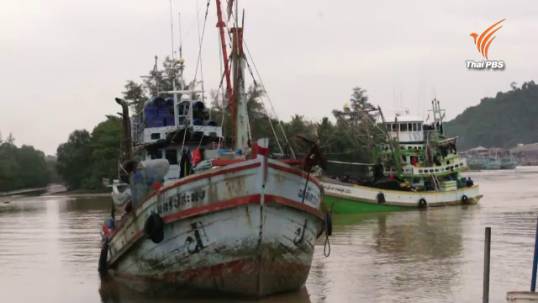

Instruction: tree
[87,116,122,189]
[56,130,92,190]
[6,133,15,145]
[0,141,21,191]
[15,145,50,188]
[122,81,146,115]
[446,80,538,149]
[0,134,50,192]
[328,87,382,164]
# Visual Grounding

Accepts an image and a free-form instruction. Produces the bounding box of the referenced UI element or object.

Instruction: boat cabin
[133,94,223,180]
[383,115,424,143]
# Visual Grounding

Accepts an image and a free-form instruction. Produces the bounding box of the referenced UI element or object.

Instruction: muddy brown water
[1,168,538,303]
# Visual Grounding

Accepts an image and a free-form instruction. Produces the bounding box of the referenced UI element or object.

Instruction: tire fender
[418,198,427,209]
[144,213,164,243]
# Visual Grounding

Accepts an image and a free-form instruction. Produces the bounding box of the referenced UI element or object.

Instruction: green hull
[324,194,407,214]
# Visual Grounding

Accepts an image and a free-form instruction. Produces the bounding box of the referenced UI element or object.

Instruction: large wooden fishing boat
[323,99,482,213]
[99,1,327,297]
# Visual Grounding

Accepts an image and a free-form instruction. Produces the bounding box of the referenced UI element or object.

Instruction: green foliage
[0,135,50,192]
[56,130,92,190]
[88,116,122,188]
[445,81,538,150]
[325,87,383,163]
[122,56,182,116]
[56,117,122,191]
[123,81,145,115]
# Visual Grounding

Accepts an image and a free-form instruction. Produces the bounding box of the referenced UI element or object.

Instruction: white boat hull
[105,157,324,296]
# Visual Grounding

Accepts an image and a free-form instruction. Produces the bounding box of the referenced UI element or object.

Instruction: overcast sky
[1,0,537,155]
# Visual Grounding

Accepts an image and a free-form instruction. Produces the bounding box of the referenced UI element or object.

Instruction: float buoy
[461,195,469,204]
[377,192,386,204]
[418,198,427,209]
[144,213,164,243]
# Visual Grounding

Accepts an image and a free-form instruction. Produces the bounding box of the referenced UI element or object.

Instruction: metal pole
[531,217,538,292]
[483,227,491,303]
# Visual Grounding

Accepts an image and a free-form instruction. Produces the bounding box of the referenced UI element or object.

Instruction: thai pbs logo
[466,19,506,71]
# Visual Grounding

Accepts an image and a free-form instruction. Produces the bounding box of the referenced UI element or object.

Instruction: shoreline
[1,184,111,200]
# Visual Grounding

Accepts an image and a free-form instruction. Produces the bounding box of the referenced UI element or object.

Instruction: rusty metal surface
[107,157,324,296]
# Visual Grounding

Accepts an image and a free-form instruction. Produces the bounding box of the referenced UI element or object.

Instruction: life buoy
[461,195,469,204]
[377,192,386,204]
[144,213,164,243]
[418,198,427,208]
[325,212,333,236]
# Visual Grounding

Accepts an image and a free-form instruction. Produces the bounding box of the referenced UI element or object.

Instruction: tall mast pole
[215,0,235,144]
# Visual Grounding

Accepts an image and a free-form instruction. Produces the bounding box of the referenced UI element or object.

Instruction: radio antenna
[169,0,175,59]
[178,12,183,59]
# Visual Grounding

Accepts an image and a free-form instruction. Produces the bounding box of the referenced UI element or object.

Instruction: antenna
[169,0,175,59]
[178,12,183,59]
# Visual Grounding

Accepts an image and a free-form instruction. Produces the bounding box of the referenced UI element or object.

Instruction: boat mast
[431,98,446,135]
[377,106,401,175]
[230,10,250,152]
[215,0,235,144]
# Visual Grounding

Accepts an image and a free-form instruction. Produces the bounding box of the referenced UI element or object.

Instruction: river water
[1,169,538,303]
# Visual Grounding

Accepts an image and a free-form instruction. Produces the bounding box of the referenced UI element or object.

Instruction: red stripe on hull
[141,162,261,205]
[162,194,261,223]
[109,194,323,267]
[266,194,324,219]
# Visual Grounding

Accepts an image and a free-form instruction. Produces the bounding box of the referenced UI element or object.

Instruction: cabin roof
[383,115,424,123]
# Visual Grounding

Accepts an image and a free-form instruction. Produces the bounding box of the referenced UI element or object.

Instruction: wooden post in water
[531,217,538,292]
[484,227,491,303]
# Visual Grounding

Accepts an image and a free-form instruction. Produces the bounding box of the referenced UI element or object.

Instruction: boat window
[418,123,422,131]
[165,150,178,165]
[192,101,208,125]
[412,123,417,131]
[151,133,160,140]
[149,149,162,160]
[392,124,398,131]
[400,123,407,131]
[178,101,190,116]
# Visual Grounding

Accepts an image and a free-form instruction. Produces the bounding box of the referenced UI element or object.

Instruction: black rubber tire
[377,192,386,204]
[325,212,333,236]
[144,213,164,243]
[98,241,108,274]
[418,198,427,209]
[461,195,469,204]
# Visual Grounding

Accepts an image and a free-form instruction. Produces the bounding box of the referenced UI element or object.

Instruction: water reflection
[2,169,538,302]
[98,275,312,303]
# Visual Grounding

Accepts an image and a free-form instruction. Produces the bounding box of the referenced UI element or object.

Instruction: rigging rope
[243,63,284,155]
[223,9,289,157]
[243,40,296,159]
[323,234,331,257]
[193,0,211,91]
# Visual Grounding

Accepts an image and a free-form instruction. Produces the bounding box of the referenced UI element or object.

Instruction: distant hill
[445,81,538,150]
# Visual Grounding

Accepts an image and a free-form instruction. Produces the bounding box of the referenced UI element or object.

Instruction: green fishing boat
[322,99,482,213]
